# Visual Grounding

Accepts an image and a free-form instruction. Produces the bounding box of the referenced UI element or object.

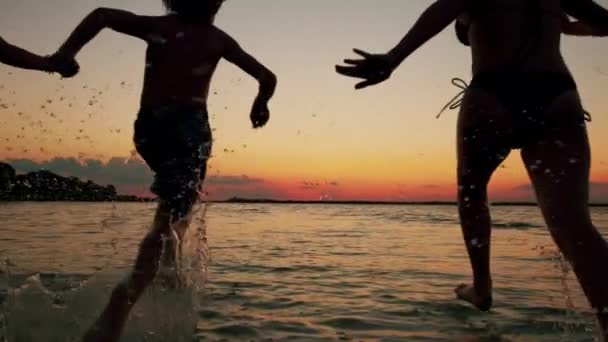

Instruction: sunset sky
[1,0,608,201]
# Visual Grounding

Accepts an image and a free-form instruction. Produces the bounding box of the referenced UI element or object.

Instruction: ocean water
[0,202,607,342]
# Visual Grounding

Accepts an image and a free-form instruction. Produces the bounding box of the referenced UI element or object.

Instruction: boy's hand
[47,53,80,78]
[250,98,270,129]
[335,49,396,89]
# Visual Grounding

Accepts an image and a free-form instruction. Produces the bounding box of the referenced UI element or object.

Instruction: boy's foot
[455,283,493,312]
[157,265,183,290]
[160,230,179,267]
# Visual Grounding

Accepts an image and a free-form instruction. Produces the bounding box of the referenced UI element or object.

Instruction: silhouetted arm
[336,0,467,89]
[221,30,277,128]
[563,0,608,36]
[562,17,595,36]
[562,12,608,36]
[0,36,52,71]
[387,0,468,66]
[57,8,156,58]
[222,33,276,103]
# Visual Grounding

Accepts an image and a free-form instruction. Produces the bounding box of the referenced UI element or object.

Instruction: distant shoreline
[217,198,608,207]
[0,197,155,203]
[1,198,607,207]
[3,163,606,206]
[1,162,155,202]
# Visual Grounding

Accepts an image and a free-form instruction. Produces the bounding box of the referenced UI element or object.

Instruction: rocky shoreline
[0,162,154,202]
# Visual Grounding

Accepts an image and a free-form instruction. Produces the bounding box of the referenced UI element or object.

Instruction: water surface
[1,202,606,341]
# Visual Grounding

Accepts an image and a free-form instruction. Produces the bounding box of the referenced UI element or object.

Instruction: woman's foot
[455,283,493,312]
[597,311,608,342]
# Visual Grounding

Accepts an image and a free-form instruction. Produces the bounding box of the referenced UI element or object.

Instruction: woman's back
[467,0,569,75]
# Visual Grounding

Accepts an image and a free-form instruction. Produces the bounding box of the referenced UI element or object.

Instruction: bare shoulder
[208,26,239,48]
[94,8,169,40]
[96,7,160,22]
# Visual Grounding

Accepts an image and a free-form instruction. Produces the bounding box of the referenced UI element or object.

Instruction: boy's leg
[83,201,172,342]
[160,207,196,267]
[158,209,197,288]
[158,156,208,288]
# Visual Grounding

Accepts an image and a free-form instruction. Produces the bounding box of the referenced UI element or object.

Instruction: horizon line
[213,197,608,207]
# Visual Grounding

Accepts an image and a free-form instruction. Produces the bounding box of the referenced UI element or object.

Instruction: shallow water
[0,202,607,341]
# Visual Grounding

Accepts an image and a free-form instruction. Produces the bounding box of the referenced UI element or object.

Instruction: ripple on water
[202,323,259,338]
[493,221,541,230]
[243,297,305,310]
[218,264,334,274]
[197,309,225,320]
[260,320,320,334]
[319,316,387,330]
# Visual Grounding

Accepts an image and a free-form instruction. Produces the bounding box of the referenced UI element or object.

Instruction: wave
[493,221,541,230]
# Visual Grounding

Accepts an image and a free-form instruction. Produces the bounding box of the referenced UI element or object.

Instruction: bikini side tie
[436,77,468,119]
[437,77,592,122]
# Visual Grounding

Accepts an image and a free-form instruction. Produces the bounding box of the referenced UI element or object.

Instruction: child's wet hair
[162,0,225,22]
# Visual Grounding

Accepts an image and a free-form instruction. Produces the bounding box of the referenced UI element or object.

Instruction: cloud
[7,157,606,202]
[206,175,264,186]
[299,180,340,190]
[8,157,153,185]
[590,182,608,202]
[300,181,320,190]
[5,157,277,200]
[512,182,608,202]
[206,184,287,201]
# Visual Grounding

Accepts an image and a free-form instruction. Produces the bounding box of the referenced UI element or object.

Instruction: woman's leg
[454,89,511,311]
[521,90,608,340]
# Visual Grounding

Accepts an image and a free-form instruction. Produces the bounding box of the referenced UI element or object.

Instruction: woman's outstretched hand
[335,49,396,89]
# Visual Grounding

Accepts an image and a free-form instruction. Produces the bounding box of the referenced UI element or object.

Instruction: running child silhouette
[51,0,277,340]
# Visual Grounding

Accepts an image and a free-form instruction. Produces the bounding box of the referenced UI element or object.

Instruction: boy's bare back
[134,15,254,108]
[139,15,226,107]
[53,7,275,125]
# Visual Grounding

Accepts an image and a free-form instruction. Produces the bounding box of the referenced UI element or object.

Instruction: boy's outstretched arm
[335,0,467,89]
[563,0,608,36]
[0,36,52,71]
[222,32,277,128]
[56,8,155,58]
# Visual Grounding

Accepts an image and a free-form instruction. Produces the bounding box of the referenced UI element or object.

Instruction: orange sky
[1,0,608,201]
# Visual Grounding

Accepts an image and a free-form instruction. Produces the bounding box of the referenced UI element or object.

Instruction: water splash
[1,258,11,342]
[0,199,211,341]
